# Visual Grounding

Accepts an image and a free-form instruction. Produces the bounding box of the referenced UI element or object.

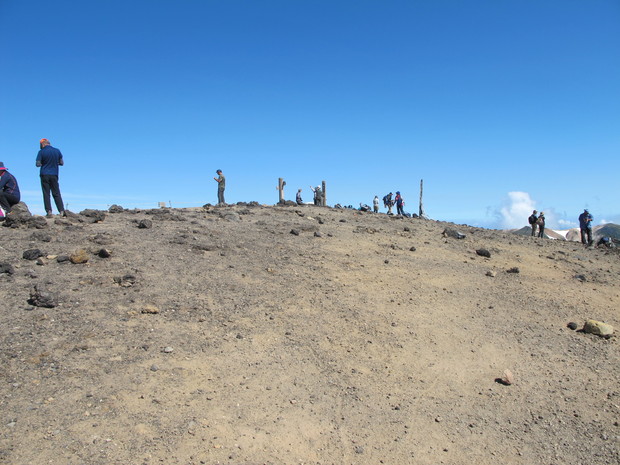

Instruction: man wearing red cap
[36,138,66,217]
[0,162,21,217]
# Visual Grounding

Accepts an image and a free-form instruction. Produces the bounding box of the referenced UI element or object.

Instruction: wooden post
[278,178,286,204]
[419,179,425,218]
[321,180,326,206]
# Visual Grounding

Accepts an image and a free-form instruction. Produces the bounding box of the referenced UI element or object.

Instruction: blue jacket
[36,145,64,176]
[579,212,593,229]
[0,171,21,199]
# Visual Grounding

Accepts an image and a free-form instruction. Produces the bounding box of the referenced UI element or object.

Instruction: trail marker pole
[321,180,326,206]
[419,179,425,218]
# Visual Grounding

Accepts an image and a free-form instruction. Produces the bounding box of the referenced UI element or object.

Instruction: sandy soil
[0,204,618,465]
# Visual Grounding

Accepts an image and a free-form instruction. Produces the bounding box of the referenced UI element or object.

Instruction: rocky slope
[1,203,618,465]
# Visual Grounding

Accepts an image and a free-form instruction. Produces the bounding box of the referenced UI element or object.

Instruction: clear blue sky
[1,0,618,229]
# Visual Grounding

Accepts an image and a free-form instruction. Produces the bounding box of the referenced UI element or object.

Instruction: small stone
[56,255,70,263]
[23,249,43,260]
[141,304,160,314]
[138,219,153,229]
[114,274,136,287]
[354,446,364,454]
[98,248,111,258]
[506,267,520,274]
[314,231,322,237]
[80,209,106,223]
[486,270,496,277]
[476,248,491,258]
[496,369,514,386]
[409,246,416,252]
[35,258,46,266]
[567,322,578,330]
[70,249,89,264]
[28,284,57,308]
[442,228,466,239]
[583,320,614,337]
[150,365,159,372]
[290,229,300,236]
[162,347,174,353]
[0,263,15,275]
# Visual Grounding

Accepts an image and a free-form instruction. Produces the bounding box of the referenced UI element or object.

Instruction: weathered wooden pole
[419,179,425,218]
[277,178,286,204]
[321,180,326,206]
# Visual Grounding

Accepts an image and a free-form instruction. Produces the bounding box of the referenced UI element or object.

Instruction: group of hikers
[529,208,598,246]
[1,145,611,249]
[296,185,326,207]
[0,138,66,219]
[302,190,408,216]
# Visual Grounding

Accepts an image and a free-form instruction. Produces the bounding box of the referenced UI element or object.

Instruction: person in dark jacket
[528,210,538,236]
[0,162,21,216]
[36,138,66,217]
[578,209,593,245]
[394,191,405,215]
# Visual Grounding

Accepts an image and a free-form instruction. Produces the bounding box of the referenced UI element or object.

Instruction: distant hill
[566,223,620,242]
[509,226,566,240]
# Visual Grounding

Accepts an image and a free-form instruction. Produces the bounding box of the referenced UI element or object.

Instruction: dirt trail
[1,204,618,465]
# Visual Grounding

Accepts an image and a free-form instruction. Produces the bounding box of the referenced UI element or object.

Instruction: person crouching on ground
[0,162,20,217]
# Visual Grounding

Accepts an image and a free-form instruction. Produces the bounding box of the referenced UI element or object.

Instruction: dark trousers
[397,204,404,215]
[40,175,65,214]
[0,192,19,213]
[531,224,537,236]
[538,226,545,238]
[217,188,225,205]
[581,228,592,245]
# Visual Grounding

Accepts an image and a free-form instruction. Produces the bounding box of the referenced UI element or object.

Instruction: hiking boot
[46,211,54,218]
[60,211,67,217]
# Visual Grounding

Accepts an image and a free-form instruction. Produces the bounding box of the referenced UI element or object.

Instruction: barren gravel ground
[1,204,618,465]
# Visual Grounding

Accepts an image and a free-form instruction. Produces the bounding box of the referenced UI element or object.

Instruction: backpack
[528,214,537,225]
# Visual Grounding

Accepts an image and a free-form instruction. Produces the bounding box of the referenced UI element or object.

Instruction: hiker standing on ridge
[578,209,593,245]
[310,185,322,206]
[36,138,66,217]
[214,169,225,205]
[528,210,538,236]
[373,195,379,213]
[394,191,405,215]
[383,192,393,214]
[296,189,303,205]
[537,212,546,238]
[0,162,20,217]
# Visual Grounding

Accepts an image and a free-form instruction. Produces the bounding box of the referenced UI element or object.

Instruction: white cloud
[498,191,536,229]
[557,219,577,228]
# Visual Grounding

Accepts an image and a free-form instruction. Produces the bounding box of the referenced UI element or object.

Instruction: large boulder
[79,209,106,223]
[2,202,45,229]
